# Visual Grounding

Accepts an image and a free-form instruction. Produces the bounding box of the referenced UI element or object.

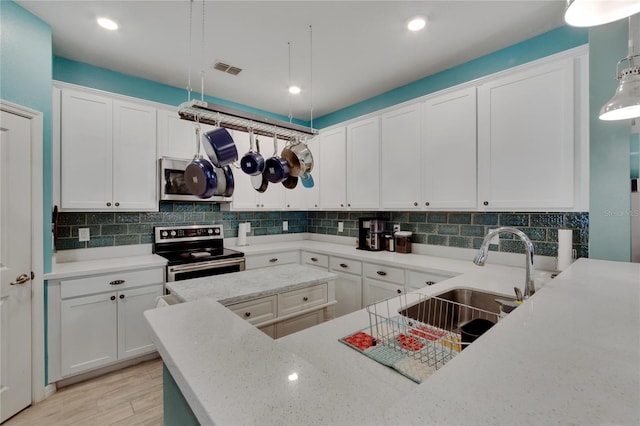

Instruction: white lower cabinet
[329,257,363,317]
[363,263,405,305]
[226,282,331,339]
[48,267,164,381]
[301,251,329,271]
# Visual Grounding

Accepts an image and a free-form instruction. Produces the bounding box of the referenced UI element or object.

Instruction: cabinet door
[60,89,113,209]
[112,100,158,211]
[275,309,325,339]
[319,127,347,209]
[477,59,574,210]
[363,278,403,306]
[381,104,422,209]
[61,293,117,376]
[422,87,477,210]
[285,135,320,210]
[157,108,196,160]
[117,284,164,360]
[333,272,362,317]
[347,117,380,209]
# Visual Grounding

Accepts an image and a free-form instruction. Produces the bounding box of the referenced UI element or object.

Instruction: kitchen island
[144,258,640,425]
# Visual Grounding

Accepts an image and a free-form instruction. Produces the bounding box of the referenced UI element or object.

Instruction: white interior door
[0,111,32,422]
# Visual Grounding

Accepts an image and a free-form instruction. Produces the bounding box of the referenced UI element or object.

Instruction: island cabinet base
[163,364,200,426]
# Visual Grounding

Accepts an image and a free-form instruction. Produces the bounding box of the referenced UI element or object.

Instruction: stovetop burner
[153,225,244,266]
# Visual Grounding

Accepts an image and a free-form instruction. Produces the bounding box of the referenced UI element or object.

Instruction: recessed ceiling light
[97,17,118,31]
[289,85,301,95]
[407,15,427,32]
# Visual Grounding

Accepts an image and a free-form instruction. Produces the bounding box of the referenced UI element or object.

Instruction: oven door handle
[167,258,245,274]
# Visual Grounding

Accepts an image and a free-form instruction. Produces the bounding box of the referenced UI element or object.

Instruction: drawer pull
[310,257,318,262]
[303,296,309,302]
[110,295,116,301]
[269,258,278,263]
[425,281,435,286]
[245,312,251,317]
[396,289,402,294]
[339,263,348,268]
[110,279,125,286]
[376,271,387,276]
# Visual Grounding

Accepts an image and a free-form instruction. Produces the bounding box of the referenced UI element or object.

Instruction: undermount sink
[398,288,516,332]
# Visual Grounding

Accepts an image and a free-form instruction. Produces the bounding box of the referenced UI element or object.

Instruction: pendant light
[599,16,640,121]
[564,0,640,27]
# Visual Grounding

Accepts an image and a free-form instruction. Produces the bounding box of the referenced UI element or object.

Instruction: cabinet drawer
[278,283,328,317]
[226,295,277,326]
[60,268,164,299]
[245,251,300,270]
[329,257,362,275]
[301,252,329,269]
[406,270,455,291]
[363,263,405,284]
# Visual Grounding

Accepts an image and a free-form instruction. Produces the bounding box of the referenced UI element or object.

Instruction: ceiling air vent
[213,61,242,76]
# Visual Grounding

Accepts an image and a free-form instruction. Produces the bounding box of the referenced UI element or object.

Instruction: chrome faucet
[473,227,536,300]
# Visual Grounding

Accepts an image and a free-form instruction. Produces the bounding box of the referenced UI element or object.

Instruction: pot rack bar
[178,100,318,140]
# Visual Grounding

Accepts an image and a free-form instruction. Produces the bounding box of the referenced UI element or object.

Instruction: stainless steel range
[153,225,245,282]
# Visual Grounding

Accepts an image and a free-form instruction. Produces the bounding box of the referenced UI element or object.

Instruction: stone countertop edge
[166,264,338,305]
[145,258,640,425]
[44,254,167,280]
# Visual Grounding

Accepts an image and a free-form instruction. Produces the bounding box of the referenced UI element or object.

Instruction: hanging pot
[281,138,314,177]
[251,172,269,193]
[214,165,235,197]
[282,174,298,189]
[300,172,315,188]
[240,131,265,176]
[264,135,290,183]
[185,126,217,198]
[202,126,238,167]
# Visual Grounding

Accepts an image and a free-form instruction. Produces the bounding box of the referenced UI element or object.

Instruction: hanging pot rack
[178,99,318,140]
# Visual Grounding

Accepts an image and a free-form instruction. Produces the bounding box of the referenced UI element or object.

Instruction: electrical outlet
[338,222,344,233]
[78,228,90,242]
[488,228,500,245]
[282,221,288,231]
[393,224,401,232]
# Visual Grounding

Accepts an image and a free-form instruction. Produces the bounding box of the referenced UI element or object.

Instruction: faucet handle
[513,286,524,303]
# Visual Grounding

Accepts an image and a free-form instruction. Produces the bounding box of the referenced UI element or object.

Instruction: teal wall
[53,57,306,127]
[0,0,53,272]
[588,21,632,261]
[315,26,589,128]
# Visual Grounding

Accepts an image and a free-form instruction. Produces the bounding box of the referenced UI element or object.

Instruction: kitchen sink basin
[398,288,516,332]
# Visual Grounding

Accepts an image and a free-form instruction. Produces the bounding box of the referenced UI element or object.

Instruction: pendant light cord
[200,0,206,102]
[186,0,193,101]
[309,24,314,131]
[288,41,293,123]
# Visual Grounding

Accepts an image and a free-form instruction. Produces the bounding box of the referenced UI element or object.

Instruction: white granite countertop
[44,253,167,280]
[144,256,640,425]
[166,264,337,305]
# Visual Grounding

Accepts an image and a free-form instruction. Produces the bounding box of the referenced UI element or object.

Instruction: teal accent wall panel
[315,26,588,128]
[163,364,200,426]
[588,21,632,261]
[53,57,307,126]
[0,0,53,272]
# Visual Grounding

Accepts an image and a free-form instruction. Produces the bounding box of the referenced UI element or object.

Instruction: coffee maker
[358,217,386,251]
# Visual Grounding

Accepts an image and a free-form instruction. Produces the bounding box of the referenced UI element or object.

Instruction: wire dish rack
[366,293,500,371]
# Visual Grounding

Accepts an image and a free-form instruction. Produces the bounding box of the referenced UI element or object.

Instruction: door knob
[10,273,30,286]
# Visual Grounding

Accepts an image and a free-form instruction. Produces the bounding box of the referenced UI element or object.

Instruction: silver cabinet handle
[310,257,318,262]
[269,258,278,263]
[376,271,387,276]
[339,263,348,268]
[110,280,125,285]
[10,273,30,286]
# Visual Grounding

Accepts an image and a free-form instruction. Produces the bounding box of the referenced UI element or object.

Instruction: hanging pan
[264,135,290,183]
[185,126,217,198]
[202,125,238,167]
[214,165,235,197]
[240,130,265,176]
[281,138,314,177]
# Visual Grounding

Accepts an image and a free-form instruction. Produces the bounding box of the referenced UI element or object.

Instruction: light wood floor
[4,358,163,426]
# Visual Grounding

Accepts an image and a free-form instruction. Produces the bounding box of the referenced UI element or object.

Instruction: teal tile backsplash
[56,204,588,259]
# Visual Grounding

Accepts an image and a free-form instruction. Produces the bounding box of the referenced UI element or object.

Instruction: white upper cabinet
[285,136,320,210]
[59,88,157,211]
[380,103,422,209]
[477,58,575,210]
[319,126,347,209]
[422,86,477,210]
[156,108,197,160]
[346,117,380,209]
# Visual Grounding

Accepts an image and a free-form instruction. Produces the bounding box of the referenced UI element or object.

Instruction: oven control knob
[161,231,168,238]
[208,229,213,234]
[170,231,177,237]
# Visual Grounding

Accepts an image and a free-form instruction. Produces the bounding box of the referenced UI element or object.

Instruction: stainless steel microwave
[159,157,232,202]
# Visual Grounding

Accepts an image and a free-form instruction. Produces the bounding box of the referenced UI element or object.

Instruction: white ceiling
[16,0,567,121]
